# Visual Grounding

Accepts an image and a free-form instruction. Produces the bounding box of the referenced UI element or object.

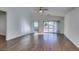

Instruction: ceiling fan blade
[39,7,48,10]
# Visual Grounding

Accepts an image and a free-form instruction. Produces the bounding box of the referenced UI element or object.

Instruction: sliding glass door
[44,21,58,33]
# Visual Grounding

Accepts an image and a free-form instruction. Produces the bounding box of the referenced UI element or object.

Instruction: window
[44,21,57,33]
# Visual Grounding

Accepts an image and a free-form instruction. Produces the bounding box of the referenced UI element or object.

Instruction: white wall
[0,13,6,35]
[64,8,79,48]
[0,7,34,40]
[59,19,64,34]
[7,8,34,40]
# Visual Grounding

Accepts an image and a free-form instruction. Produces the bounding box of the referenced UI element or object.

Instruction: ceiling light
[39,10,44,13]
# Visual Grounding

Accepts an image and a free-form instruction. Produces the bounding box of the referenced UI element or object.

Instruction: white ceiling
[1,7,73,17]
[47,7,73,16]
[31,7,74,21]
[0,7,73,17]
[33,7,73,17]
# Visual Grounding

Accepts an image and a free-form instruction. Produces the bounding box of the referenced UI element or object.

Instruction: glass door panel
[44,21,57,33]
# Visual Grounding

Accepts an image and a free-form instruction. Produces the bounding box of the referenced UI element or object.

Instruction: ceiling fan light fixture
[39,10,44,13]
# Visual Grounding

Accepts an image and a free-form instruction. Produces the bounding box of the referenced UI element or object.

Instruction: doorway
[34,21,39,33]
[0,10,7,50]
[0,11,6,40]
[44,21,58,33]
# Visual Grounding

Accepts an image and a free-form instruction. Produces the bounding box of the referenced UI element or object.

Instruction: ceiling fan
[34,7,51,16]
[38,7,48,13]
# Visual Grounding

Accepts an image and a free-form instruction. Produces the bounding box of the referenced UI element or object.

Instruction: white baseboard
[7,33,34,41]
[64,34,79,49]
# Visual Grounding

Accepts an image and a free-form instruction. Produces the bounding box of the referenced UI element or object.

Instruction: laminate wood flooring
[0,33,78,51]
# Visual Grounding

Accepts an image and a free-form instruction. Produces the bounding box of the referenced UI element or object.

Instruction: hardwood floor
[0,33,78,51]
